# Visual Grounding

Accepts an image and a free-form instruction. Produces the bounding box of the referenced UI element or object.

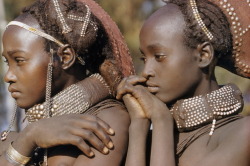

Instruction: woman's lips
[147,86,159,93]
[146,81,159,93]
[10,91,20,98]
[9,87,20,98]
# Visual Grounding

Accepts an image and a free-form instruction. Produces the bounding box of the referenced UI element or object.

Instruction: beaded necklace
[170,84,243,135]
[25,73,111,123]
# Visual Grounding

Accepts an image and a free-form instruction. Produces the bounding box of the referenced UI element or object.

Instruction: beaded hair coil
[52,0,72,34]
[189,0,214,40]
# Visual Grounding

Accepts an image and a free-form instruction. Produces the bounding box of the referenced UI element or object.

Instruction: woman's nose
[141,60,155,79]
[4,68,17,84]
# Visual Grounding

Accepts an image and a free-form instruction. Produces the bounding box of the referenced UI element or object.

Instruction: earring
[44,49,53,118]
[42,49,54,166]
[1,102,17,141]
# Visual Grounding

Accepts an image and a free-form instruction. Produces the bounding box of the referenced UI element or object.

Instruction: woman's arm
[0,132,20,166]
[117,75,176,166]
[123,95,150,166]
[150,112,175,166]
[0,114,115,166]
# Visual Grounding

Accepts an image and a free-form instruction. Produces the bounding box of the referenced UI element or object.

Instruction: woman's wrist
[12,124,37,157]
[151,109,173,127]
[129,119,150,133]
[5,142,31,165]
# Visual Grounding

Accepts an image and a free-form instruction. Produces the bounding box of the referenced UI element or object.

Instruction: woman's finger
[122,75,146,85]
[67,136,94,157]
[81,115,114,135]
[123,94,146,119]
[72,116,113,150]
[116,76,146,99]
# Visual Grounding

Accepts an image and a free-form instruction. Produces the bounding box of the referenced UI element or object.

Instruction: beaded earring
[43,49,54,166]
[44,49,53,118]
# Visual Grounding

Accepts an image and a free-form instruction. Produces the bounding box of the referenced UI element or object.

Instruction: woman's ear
[196,42,214,68]
[57,44,76,70]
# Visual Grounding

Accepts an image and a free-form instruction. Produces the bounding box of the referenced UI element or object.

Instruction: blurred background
[0,0,249,131]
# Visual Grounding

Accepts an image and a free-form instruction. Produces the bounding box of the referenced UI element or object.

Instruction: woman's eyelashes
[15,57,26,65]
[154,54,167,62]
[140,56,147,63]
[2,57,26,66]
[140,54,167,63]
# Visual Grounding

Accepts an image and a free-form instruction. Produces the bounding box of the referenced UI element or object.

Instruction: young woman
[0,0,134,165]
[117,0,250,166]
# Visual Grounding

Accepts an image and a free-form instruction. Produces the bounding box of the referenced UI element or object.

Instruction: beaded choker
[25,73,111,123]
[170,84,243,135]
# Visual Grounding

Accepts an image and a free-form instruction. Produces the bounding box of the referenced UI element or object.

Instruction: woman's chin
[15,99,34,110]
[155,94,178,107]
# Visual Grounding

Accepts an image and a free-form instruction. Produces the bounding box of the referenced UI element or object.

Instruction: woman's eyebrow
[7,50,25,57]
[148,43,165,49]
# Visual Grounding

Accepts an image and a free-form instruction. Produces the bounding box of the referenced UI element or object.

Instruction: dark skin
[117,4,250,166]
[0,15,130,166]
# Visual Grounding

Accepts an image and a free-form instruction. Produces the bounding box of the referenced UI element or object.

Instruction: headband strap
[6,21,65,47]
[6,21,86,65]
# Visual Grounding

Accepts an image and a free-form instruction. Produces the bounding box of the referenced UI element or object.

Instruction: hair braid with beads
[164,0,234,68]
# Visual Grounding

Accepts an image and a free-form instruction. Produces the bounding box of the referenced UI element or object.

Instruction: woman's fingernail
[108,141,114,149]
[103,147,109,154]
[89,151,94,157]
[108,128,115,135]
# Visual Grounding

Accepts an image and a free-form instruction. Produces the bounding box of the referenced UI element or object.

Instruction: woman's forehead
[143,4,185,33]
[3,26,46,54]
[140,5,185,42]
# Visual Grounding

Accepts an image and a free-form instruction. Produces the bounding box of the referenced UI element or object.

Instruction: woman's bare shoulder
[216,116,250,159]
[187,116,250,166]
[221,116,250,139]
[92,99,130,131]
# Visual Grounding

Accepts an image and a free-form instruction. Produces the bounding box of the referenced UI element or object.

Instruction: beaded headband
[6,21,86,65]
[188,0,250,78]
[6,21,65,47]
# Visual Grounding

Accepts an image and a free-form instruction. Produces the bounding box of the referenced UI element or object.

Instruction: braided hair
[20,0,111,75]
[164,0,233,67]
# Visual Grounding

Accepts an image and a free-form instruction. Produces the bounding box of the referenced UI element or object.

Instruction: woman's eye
[140,56,147,63]
[155,54,166,61]
[15,57,25,64]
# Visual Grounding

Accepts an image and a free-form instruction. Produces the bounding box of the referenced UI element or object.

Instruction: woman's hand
[14,114,114,157]
[117,75,172,122]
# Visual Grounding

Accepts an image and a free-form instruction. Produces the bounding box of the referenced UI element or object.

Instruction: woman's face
[2,22,50,109]
[139,4,203,105]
